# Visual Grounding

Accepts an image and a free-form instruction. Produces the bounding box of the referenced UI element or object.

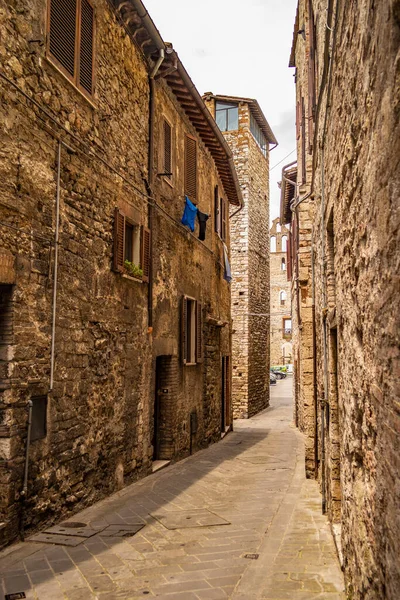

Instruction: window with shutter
[301,97,306,184]
[79,0,94,95]
[181,296,188,364]
[184,135,197,201]
[47,0,95,97]
[182,296,202,365]
[163,119,172,180]
[214,185,219,234]
[114,209,149,281]
[113,208,125,272]
[141,226,151,283]
[196,302,203,364]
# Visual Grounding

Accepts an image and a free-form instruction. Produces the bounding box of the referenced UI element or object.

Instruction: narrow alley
[0,379,344,600]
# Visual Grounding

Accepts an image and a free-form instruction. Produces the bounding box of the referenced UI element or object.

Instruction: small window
[113,209,150,281]
[124,221,141,265]
[270,236,276,252]
[182,297,203,365]
[280,291,287,306]
[185,135,197,201]
[281,258,286,271]
[163,119,172,180]
[31,396,48,442]
[216,102,239,131]
[276,223,281,233]
[250,113,268,157]
[47,0,95,97]
[282,236,288,252]
[283,318,292,338]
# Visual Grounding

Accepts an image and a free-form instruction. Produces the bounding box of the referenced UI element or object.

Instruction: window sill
[162,177,174,189]
[184,362,197,367]
[44,55,97,110]
[122,273,143,283]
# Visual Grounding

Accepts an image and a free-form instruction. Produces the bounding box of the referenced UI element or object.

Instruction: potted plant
[124,260,143,279]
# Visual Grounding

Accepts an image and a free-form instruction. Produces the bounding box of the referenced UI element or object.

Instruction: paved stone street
[0,378,345,599]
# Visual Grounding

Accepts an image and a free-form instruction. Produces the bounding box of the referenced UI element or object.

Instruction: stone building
[203,93,277,419]
[0,0,242,547]
[283,0,400,598]
[269,217,292,366]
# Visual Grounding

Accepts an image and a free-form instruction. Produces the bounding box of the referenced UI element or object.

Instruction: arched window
[281,258,286,271]
[280,291,287,306]
[270,236,276,252]
[281,235,287,252]
[276,223,281,233]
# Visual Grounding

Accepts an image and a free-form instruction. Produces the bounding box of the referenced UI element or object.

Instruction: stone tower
[269,217,292,365]
[204,94,278,418]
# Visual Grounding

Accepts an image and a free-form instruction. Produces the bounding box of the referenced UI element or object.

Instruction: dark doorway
[153,355,177,461]
[221,356,230,432]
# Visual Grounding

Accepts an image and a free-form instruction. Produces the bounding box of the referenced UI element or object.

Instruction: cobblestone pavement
[0,378,345,599]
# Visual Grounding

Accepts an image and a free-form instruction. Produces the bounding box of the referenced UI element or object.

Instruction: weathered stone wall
[0,0,232,547]
[291,0,400,597]
[269,217,292,365]
[289,0,317,479]
[204,98,270,419]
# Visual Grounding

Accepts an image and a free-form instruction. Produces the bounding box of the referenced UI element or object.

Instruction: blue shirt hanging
[181,196,197,232]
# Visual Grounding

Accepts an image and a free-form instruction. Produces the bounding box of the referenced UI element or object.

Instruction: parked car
[271,366,287,379]
[270,372,277,385]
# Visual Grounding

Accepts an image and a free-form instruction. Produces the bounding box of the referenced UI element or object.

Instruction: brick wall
[205,98,270,419]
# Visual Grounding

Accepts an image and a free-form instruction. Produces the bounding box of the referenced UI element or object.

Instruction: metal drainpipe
[320,143,328,515]
[50,140,61,390]
[147,49,165,331]
[20,399,33,540]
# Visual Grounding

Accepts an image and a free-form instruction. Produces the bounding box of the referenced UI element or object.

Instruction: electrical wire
[0,72,228,272]
[270,149,296,171]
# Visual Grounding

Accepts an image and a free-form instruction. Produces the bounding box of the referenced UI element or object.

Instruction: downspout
[147,49,165,331]
[20,399,33,540]
[50,140,61,390]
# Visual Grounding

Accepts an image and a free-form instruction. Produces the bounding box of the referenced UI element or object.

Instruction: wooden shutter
[287,231,293,281]
[79,0,94,95]
[181,296,188,364]
[301,97,306,184]
[296,100,301,140]
[196,301,203,364]
[221,198,227,241]
[141,226,151,283]
[184,135,197,201]
[113,208,125,272]
[214,185,219,234]
[48,0,77,78]
[164,120,172,178]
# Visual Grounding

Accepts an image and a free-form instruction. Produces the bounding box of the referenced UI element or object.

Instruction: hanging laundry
[223,242,232,283]
[181,196,197,232]
[197,210,209,241]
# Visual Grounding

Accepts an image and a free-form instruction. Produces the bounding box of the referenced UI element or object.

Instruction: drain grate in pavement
[5,594,26,600]
[151,509,230,530]
[243,553,259,560]
[29,522,144,546]
[99,524,144,538]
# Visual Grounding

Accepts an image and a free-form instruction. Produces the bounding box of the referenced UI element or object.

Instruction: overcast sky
[144,0,298,223]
